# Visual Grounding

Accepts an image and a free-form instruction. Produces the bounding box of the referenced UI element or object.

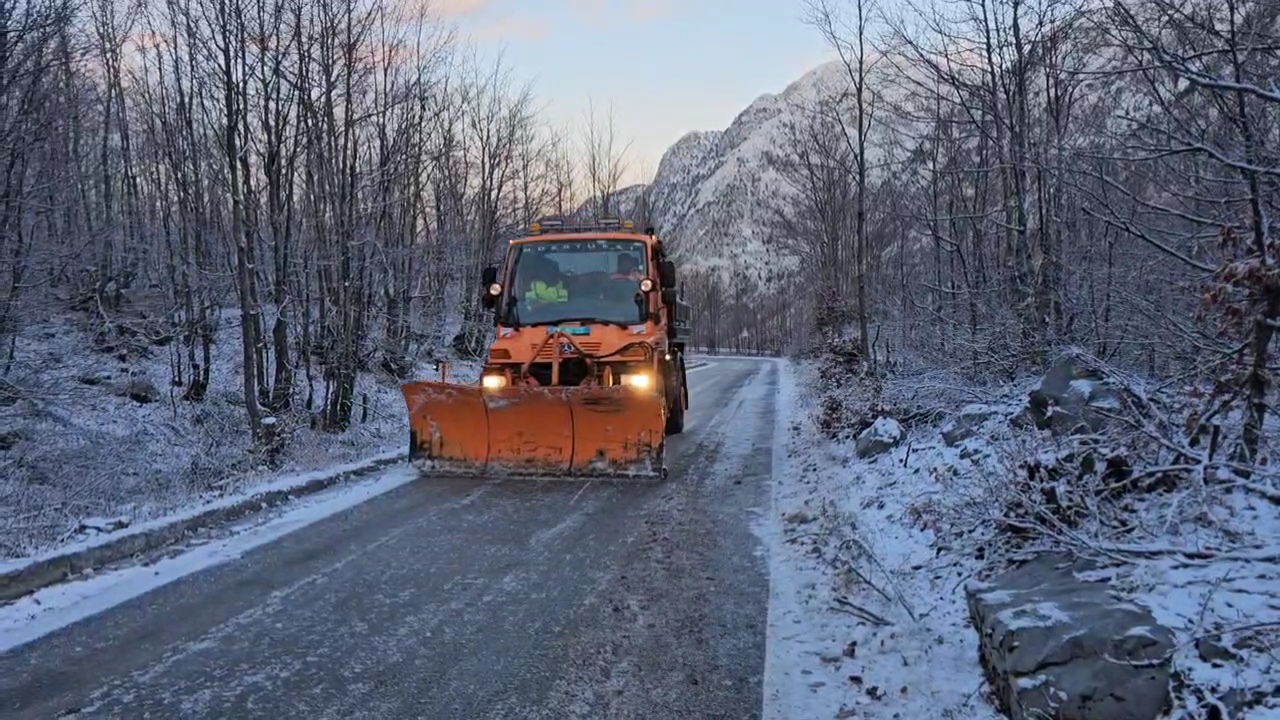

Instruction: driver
[524,257,568,304]
[611,253,642,281]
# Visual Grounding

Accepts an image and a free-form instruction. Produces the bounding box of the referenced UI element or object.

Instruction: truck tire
[664,358,686,435]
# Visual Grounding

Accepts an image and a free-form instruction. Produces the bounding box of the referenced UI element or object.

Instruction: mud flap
[401,381,665,479]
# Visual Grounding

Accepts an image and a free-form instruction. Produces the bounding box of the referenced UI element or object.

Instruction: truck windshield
[501,238,649,326]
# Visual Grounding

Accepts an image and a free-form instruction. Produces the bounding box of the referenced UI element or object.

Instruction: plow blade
[400,381,666,480]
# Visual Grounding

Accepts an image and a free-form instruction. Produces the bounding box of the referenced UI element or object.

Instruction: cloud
[433,0,491,18]
[570,0,687,24]
[472,16,552,43]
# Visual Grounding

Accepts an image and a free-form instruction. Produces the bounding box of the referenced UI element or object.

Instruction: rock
[0,429,20,451]
[941,403,1002,446]
[78,516,131,534]
[119,378,160,404]
[966,553,1174,720]
[1025,353,1121,436]
[782,510,815,525]
[855,417,904,458]
[1195,636,1240,665]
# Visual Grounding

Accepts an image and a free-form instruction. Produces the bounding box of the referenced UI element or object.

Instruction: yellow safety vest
[525,280,568,303]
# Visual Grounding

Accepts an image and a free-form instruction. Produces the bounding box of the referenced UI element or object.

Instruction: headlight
[481,373,507,389]
[639,278,655,292]
[487,282,503,296]
[621,372,652,389]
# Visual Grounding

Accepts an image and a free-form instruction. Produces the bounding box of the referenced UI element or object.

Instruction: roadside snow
[761,349,1280,719]
[761,359,999,720]
[0,448,403,576]
[0,313,479,561]
[0,464,420,653]
[1100,485,1280,718]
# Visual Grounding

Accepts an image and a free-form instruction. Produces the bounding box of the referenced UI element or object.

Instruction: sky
[440,0,837,185]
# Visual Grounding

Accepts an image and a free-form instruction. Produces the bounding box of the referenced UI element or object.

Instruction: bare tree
[804,0,880,363]
[0,0,79,376]
[1097,0,1280,463]
[546,121,580,217]
[582,98,630,217]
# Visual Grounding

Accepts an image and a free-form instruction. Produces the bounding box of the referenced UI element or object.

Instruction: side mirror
[480,265,499,310]
[661,288,678,305]
[658,260,676,289]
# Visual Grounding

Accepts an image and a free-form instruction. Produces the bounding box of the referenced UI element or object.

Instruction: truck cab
[477,218,691,433]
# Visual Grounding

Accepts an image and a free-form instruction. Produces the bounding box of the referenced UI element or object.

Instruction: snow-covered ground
[761,359,999,720]
[761,352,1280,720]
[0,313,479,562]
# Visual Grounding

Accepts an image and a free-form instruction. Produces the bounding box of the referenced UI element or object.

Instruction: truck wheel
[664,362,686,435]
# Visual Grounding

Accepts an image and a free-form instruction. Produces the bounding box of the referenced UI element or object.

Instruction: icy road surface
[1,358,778,719]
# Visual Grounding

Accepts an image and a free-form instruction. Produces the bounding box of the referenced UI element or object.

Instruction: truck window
[504,239,650,326]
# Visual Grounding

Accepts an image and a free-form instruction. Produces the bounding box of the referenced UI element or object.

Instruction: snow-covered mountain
[567,63,856,276]
[626,35,1135,293]
[571,183,648,222]
[598,58,920,290]
[644,61,851,278]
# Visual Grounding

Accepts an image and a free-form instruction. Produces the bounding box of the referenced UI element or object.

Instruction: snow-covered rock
[1025,353,1122,436]
[966,553,1175,720]
[854,416,903,458]
[940,403,1004,446]
[118,378,160,404]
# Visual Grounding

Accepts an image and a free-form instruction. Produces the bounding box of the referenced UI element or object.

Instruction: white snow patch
[997,601,1072,630]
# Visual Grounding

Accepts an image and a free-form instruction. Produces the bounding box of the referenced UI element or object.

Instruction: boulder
[118,378,160,404]
[966,553,1174,720]
[1026,354,1121,436]
[941,403,1003,446]
[855,417,904,458]
[0,429,20,451]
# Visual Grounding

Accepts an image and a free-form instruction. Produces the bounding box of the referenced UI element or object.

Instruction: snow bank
[764,348,1280,719]
[761,359,999,720]
[0,448,403,577]
[0,315,479,562]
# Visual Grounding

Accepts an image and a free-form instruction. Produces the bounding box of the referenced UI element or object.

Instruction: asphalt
[0,358,779,720]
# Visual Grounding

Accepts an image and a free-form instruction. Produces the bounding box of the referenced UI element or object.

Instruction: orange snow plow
[400,218,692,481]
[401,342,667,478]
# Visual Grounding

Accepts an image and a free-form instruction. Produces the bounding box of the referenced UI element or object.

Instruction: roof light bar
[526,217,642,236]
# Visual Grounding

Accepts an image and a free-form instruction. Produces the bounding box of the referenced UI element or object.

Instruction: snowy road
[0,358,778,719]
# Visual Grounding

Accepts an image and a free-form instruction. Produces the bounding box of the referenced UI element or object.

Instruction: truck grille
[533,341,603,360]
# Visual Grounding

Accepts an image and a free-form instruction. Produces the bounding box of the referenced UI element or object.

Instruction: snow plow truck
[400,218,693,480]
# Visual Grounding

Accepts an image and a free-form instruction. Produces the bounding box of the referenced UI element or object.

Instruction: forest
[764,0,1278,456]
[0,0,638,446]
